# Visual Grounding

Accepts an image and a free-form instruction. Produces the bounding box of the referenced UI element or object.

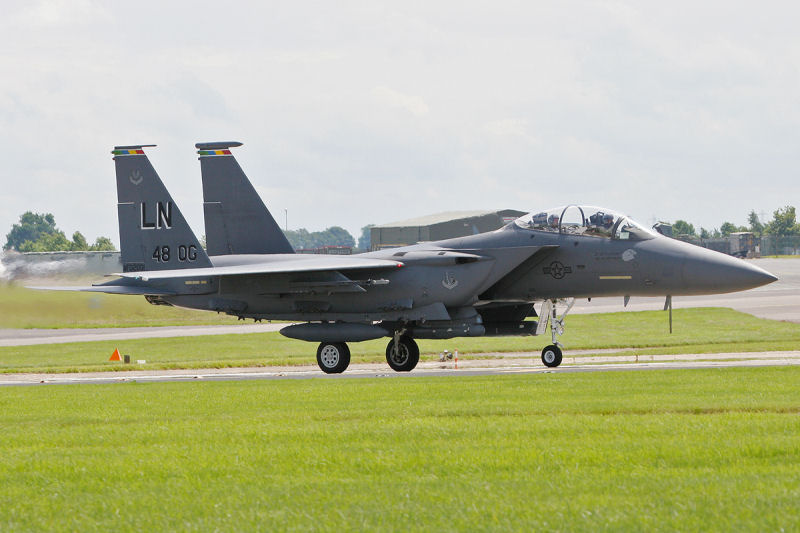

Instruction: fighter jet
[55,143,777,374]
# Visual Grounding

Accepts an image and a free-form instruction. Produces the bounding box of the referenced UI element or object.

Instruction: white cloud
[1,1,799,244]
[372,86,430,117]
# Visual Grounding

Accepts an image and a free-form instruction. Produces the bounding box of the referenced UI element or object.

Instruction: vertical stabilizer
[113,145,212,272]
[197,141,294,255]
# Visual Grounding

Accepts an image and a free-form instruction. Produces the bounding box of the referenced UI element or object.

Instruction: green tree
[324,226,356,247]
[358,224,374,251]
[719,222,746,236]
[672,220,696,237]
[765,206,800,236]
[71,231,89,251]
[4,212,117,252]
[282,227,356,250]
[4,212,59,251]
[747,210,764,236]
[90,236,116,251]
[18,232,71,252]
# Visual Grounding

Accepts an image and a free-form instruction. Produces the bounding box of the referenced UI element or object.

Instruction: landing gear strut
[386,331,419,372]
[539,298,574,368]
[316,342,351,374]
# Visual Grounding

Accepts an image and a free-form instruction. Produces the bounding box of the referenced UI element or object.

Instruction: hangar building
[370,209,525,250]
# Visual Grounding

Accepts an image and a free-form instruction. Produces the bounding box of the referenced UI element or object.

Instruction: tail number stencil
[141,202,173,229]
[152,245,198,263]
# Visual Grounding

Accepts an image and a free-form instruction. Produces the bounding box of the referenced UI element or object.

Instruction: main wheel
[316,342,351,374]
[385,336,420,372]
[541,344,562,368]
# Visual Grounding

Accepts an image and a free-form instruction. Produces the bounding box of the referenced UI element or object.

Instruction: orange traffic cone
[109,348,121,362]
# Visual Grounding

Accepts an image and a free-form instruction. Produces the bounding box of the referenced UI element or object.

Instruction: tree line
[3,212,374,253]
[7,207,797,254]
[3,212,115,252]
[671,206,799,239]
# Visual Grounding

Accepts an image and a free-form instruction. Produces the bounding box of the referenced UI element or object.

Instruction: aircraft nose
[682,247,778,294]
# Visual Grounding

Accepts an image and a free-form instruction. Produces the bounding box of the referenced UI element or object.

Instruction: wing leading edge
[113,255,405,280]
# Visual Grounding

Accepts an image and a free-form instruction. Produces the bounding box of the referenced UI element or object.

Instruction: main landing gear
[316,342,351,374]
[539,298,574,368]
[315,330,420,374]
[385,333,419,372]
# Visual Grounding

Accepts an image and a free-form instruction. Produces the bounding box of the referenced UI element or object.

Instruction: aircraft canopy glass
[514,205,656,240]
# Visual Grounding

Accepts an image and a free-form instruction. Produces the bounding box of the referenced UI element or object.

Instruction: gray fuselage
[156,221,775,323]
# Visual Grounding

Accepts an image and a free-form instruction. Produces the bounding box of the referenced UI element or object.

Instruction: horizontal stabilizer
[27,285,176,296]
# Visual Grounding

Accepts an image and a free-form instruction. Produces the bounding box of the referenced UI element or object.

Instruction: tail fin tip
[196,141,243,150]
[112,144,157,157]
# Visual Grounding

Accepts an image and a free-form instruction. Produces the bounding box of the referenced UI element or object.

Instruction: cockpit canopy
[514,205,656,241]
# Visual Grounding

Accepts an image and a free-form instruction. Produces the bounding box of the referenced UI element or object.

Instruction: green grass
[0,283,241,328]
[1,367,799,531]
[1,308,798,374]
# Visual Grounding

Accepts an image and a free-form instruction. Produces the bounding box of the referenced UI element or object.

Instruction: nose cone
[682,246,778,294]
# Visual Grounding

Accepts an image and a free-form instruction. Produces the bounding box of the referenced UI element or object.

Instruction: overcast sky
[1,1,798,246]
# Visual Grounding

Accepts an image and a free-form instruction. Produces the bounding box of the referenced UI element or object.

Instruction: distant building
[370,209,526,250]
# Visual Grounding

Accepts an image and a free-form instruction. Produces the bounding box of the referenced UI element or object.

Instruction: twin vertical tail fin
[197,141,294,256]
[113,145,212,272]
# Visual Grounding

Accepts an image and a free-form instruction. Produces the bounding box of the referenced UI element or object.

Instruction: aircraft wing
[114,256,405,280]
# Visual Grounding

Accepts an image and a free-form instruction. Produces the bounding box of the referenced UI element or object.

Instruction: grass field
[0,283,240,328]
[1,367,798,531]
[1,307,798,374]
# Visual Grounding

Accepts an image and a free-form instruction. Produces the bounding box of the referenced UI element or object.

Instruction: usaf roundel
[543,261,572,279]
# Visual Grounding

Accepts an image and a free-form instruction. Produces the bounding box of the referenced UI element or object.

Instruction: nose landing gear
[538,298,574,368]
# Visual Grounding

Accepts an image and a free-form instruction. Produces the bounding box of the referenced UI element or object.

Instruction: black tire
[316,342,351,374]
[385,336,420,372]
[541,344,562,368]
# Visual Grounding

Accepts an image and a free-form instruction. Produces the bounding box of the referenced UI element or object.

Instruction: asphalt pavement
[2,350,799,387]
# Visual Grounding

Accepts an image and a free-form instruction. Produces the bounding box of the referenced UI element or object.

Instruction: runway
[2,350,799,387]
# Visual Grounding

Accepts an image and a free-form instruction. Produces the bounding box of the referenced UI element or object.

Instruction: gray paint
[198,142,294,256]
[54,146,778,366]
[113,146,211,272]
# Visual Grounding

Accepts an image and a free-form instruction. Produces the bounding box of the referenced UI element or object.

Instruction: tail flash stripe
[111,149,145,156]
[197,149,232,156]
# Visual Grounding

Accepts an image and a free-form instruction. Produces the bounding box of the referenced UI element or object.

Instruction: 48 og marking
[152,245,199,263]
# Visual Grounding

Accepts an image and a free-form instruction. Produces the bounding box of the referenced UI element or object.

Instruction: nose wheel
[541,345,562,367]
[537,298,574,368]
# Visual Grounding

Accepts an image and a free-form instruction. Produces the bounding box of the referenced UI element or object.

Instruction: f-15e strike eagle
[49,142,777,373]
